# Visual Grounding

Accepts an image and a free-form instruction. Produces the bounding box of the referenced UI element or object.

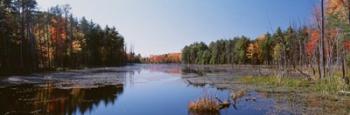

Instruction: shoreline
[182,65,350,115]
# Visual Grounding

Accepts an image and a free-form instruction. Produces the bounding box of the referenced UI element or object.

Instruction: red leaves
[306,30,320,57]
[344,39,350,51]
[149,53,181,63]
[50,18,67,47]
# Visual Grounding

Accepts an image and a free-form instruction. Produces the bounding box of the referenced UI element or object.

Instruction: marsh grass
[240,76,307,88]
[313,76,349,94]
[240,75,350,94]
[188,96,220,115]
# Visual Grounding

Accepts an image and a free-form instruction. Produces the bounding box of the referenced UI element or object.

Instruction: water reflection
[2,64,345,115]
[145,64,182,75]
[0,84,124,115]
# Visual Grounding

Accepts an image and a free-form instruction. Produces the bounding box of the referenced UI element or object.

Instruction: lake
[0,64,337,115]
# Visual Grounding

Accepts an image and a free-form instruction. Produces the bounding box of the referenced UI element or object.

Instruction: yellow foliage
[327,0,348,20]
[273,44,282,61]
[72,40,82,53]
[246,34,267,63]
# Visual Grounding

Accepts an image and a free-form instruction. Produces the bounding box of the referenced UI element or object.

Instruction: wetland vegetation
[1,0,350,115]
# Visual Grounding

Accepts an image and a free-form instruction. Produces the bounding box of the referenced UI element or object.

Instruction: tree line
[142,53,181,63]
[0,0,127,74]
[182,0,350,81]
[182,26,310,66]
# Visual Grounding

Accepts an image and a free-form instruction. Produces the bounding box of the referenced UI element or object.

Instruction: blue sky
[36,0,319,56]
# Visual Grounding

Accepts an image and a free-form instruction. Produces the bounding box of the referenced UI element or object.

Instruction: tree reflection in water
[0,83,124,115]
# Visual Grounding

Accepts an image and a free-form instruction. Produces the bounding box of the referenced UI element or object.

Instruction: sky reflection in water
[0,64,274,115]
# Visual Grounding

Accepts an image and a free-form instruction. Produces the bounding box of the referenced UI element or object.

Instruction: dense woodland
[182,0,350,82]
[0,0,128,74]
[182,27,310,65]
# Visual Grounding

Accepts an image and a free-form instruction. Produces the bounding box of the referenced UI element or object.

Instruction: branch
[296,67,312,80]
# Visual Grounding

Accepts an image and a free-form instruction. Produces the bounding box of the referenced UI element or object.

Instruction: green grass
[240,75,349,94]
[240,76,307,88]
[312,76,349,94]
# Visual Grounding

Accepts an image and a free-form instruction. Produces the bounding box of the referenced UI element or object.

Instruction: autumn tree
[246,41,260,64]
[0,0,128,75]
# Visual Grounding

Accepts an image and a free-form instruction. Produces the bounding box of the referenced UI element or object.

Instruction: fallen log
[231,90,245,103]
[215,96,230,109]
[338,90,350,96]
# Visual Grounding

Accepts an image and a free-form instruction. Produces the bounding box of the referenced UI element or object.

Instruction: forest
[182,27,310,65]
[0,0,128,75]
[142,53,181,63]
[182,0,350,82]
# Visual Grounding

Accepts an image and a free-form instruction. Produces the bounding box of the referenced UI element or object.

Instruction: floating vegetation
[240,76,307,88]
[231,90,246,103]
[188,95,235,115]
[188,96,220,115]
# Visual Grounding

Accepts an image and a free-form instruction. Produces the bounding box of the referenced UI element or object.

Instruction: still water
[0,64,276,115]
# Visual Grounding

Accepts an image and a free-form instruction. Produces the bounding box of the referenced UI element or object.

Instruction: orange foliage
[50,18,67,48]
[148,53,181,63]
[72,40,82,53]
[188,97,219,114]
[327,0,348,18]
[306,30,320,57]
[246,43,259,60]
[344,40,350,51]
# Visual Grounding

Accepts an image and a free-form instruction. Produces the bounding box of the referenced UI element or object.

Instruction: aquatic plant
[231,90,246,103]
[188,96,220,115]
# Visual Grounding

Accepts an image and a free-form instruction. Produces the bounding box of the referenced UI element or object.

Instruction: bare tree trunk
[342,0,350,84]
[341,48,347,82]
[320,0,326,79]
[299,39,302,66]
[46,11,51,70]
[20,2,25,72]
[317,47,322,80]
